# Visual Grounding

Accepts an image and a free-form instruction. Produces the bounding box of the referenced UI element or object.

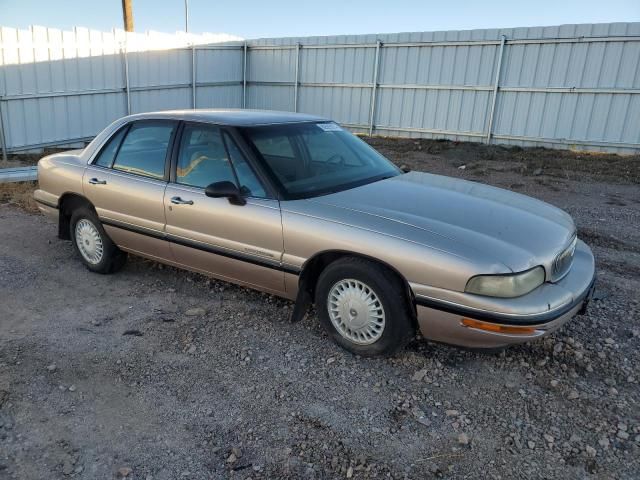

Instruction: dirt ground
[0,138,639,479]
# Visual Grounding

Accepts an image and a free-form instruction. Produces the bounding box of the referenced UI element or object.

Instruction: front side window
[176,125,236,188]
[176,125,267,198]
[241,122,400,199]
[112,122,175,179]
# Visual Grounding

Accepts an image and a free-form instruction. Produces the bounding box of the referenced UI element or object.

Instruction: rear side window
[93,127,127,168]
[112,122,176,179]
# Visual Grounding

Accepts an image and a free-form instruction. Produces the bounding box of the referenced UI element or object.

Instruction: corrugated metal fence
[1,22,639,159]
[0,26,242,159]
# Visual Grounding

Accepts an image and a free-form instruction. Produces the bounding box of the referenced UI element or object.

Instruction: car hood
[306,171,576,274]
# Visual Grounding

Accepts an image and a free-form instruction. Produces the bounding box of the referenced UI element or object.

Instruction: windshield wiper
[376,174,398,182]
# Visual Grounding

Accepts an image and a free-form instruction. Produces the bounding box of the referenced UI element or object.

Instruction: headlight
[465,266,545,298]
[553,236,577,280]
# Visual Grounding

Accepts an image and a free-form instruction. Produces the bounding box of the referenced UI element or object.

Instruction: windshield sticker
[317,122,342,132]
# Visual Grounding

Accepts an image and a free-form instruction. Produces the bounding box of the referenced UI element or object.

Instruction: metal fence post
[191,44,197,108]
[368,40,382,136]
[293,43,301,112]
[486,35,506,144]
[0,99,8,163]
[0,33,6,162]
[242,41,248,108]
[122,39,131,115]
[0,26,7,162]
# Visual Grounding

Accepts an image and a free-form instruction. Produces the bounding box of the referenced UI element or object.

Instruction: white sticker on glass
[317,122,342,132]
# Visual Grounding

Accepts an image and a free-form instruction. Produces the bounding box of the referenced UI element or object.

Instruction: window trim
[221,130,269,199]
[95,119,179,182]
[220,132,243,188]
[222,126,280,199]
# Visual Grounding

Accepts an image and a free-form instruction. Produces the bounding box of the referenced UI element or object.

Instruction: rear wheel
[70,207,127,274]
[315,257,414,356]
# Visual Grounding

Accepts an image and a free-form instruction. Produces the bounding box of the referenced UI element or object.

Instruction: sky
[2,0,639,39]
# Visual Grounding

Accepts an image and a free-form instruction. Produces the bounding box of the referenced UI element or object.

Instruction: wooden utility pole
[122,0,134,32]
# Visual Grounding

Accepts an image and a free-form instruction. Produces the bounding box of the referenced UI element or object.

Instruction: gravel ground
[0,138,639,479]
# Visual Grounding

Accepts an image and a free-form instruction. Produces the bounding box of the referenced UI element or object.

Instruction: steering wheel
[326,153,346,165]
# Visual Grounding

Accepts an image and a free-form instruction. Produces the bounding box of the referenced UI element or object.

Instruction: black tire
[315,257,414,356]
[69,207,127,274]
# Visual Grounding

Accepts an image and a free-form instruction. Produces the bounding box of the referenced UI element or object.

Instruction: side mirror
[204,181,246,206]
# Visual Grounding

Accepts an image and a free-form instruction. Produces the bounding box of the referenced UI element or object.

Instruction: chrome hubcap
[327,279,385,345]
[75,219,104,265]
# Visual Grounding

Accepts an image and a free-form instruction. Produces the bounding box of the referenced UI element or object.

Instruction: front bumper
[413,240,596,348]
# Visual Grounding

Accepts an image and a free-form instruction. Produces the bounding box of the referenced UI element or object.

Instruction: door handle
[88,178,107,185]
[170,196,194,205]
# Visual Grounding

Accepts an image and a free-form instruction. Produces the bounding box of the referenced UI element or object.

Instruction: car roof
[124,109,329,126]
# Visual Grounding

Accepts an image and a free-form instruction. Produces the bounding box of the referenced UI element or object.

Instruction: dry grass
[0,181,39,213]
[4,148,68,167]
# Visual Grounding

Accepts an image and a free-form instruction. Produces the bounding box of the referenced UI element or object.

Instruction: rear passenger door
[83,120,177,260]
[163,123,286,294]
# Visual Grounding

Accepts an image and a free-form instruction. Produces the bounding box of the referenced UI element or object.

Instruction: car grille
[553,235,577,281]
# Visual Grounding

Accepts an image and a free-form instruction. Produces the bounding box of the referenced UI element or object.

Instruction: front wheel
[315,257,414,356]
[70,207,127,274]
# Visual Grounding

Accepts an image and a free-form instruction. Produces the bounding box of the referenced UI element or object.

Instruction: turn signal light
[461,318,537,335]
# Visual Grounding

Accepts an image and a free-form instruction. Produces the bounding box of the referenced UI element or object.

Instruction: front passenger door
[164,123,285,295]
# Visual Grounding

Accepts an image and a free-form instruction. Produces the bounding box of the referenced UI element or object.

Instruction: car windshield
[241,122,400,199]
